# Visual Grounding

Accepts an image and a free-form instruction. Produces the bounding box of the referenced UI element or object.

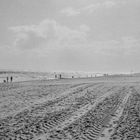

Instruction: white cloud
[61,0,127,16]
[10,19,139,58]
[8,18,140,72]
[79,37,140,57]
[10,19,90,51]
[104,1,116,8]
[83,1,118,14]
[61,7,80,16]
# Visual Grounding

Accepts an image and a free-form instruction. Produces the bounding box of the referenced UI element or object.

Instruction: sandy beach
[0,76,140,140]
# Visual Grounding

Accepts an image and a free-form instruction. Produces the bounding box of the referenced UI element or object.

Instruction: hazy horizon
[0,0,140,73]
[0,68,135,75]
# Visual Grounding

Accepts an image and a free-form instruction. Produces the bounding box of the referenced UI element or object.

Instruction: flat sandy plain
[0,76,140,140]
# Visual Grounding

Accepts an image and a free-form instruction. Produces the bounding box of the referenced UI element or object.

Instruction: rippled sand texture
[0,77,140,140]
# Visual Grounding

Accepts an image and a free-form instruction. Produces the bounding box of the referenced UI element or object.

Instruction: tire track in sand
[37,86,128,140]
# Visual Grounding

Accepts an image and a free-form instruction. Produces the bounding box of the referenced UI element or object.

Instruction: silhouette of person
[10,76,13,82]
[55,74,57,79]
[6,77,9,83]
[59,74,62,79]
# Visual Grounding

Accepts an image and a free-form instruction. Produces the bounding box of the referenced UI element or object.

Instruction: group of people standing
[3,76,13,83]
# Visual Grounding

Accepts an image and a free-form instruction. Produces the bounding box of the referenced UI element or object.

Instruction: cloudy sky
[0,0,140,73]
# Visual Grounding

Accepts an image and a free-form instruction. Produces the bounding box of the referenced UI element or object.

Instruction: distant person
[3,80,6,83]
[59,74,62,79]
[10,76,13,82]
[55,74,57,79]
[6,77,9,83]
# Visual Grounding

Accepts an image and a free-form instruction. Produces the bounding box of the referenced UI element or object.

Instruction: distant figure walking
[6,77,9,83]
[59,74,62,79]
[55,74,57,79]
[10,76,13,82]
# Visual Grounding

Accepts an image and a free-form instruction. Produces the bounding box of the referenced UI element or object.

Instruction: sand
[0,76,140,140]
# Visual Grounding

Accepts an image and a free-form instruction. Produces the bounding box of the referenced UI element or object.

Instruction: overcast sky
[0,0,140,73]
